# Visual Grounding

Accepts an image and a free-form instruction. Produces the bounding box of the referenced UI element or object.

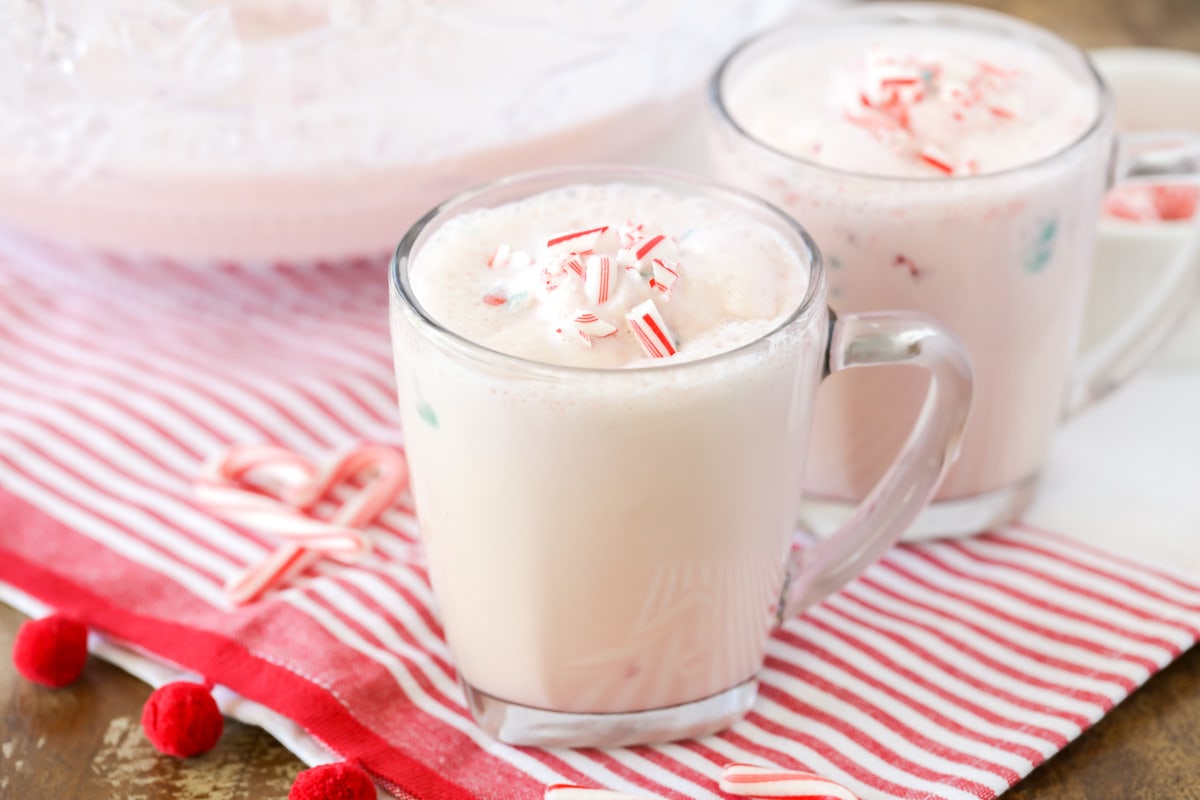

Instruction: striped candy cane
[196,443,408,604]
[720,764,860,800]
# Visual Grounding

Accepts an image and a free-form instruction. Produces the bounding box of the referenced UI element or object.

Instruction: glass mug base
[461,677,759,748]
[800,474,1040,542]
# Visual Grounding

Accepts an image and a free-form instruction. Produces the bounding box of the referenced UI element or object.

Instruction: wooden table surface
[3,1,1199,798]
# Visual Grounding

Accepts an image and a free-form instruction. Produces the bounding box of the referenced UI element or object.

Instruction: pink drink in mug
[389,167,972,746]
[708,2,1200,538]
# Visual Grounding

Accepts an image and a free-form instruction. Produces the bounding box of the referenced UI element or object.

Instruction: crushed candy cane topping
[846,48,1021,175]
[408,182,811,369]
[482,219,684,359]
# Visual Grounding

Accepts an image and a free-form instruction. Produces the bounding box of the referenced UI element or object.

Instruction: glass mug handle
[779,311,973,619]
[1067,131,1200,415]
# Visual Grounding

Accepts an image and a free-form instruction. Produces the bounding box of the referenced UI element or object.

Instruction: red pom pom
[12,614,89,687]
[289,762,376,800]
[141,681,224,758]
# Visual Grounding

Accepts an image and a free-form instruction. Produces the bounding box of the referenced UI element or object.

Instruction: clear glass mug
[708,2,1200,539]
[388,167,973,747]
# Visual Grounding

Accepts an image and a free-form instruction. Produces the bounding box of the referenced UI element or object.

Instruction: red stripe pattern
[0,235,1197,800]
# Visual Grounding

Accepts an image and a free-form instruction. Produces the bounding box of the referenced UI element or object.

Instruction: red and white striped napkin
[1,234,1197,800]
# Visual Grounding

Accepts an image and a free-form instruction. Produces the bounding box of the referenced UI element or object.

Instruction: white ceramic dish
[1085,47,1200,371]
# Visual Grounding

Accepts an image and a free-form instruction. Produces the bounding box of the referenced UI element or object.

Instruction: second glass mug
[708,2,1200,539]
[389,167,972,747]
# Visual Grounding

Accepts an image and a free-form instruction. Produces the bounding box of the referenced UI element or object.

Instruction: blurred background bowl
[0,0,810,263]
[1084,47,1200,371]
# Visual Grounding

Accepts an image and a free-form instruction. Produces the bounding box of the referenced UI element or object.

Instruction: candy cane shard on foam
[918,144,956,175]
[561,254,587,278]
[544,785,665,800]
[625,298,677,358]
[617,219,646,248]
[542,255,570,291]
[572,312,618,339]
[648,258,678,297]
[488,243,510,269]
[584,254,620,304]
[632,232,678,266]
[719,764,860,800]
[546,225,610,250]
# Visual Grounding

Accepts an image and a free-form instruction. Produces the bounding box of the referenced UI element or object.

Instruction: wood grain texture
[0,603,297,799]
[1,1,1199,798]
[937,0,1200,49]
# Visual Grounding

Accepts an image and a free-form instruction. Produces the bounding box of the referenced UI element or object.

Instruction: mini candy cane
[544,785,664,800]
[196,443,408,604]
[719,764,860,800]
[584,254,619,304]
[626,298,677,358]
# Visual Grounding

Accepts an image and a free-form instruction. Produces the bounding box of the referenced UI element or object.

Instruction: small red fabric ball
[12,614,89,688]
[141,681,224,758]
[289,762,376,800]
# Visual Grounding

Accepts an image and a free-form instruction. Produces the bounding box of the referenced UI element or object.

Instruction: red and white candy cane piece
[542,257,569,291]
[648,258,678,296]
[617,219,646,248]
[556,325,593,348]
[197,443,408,605]
[561,254,587,278]
[633,233,677,265]
[918,144,956,175]
[544,785,664,800]
[625,299,677,358]
[546,225,609,250]
[616,247,641,273]
[488,243,511,269]
[719,764,860,800]
[584,254,619,304]
[572,312,618,339]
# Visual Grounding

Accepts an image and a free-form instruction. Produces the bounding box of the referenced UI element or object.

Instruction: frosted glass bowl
[0,0,799,261]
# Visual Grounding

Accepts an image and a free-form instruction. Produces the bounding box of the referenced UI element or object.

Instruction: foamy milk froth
[409,182,810,368]
[726,27,1097,177]
[393,181,827,714]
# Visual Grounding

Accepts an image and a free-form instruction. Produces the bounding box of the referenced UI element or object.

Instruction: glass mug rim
[389,165,828,378]
[708,0,1115,185]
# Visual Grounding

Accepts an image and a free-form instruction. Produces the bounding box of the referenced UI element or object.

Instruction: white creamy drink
[712,14,1111,509]
[392,181,824,714]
